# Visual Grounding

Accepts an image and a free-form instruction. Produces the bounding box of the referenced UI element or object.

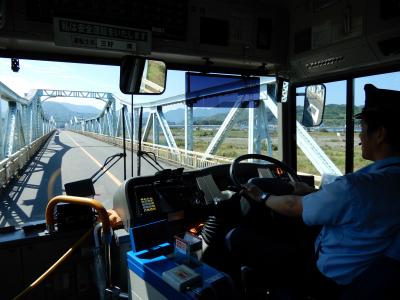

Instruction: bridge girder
[66,81,341,176]
[0,84,56,160]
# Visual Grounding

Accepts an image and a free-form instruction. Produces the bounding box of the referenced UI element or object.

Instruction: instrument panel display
[134,185,160,216]
[140,196,157,213]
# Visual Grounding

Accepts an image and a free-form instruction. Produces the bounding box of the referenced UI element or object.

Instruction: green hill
[42,101,100,128]
[297,104,363,127]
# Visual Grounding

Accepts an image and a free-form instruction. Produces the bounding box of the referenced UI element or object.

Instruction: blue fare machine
[113,174,234,300]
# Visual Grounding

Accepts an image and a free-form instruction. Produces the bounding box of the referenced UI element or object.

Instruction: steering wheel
[229,153,302,223]
[230,153,301,187]
[201,154,304,263]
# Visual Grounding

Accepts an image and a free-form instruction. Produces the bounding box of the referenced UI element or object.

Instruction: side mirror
[120,56,167,95]
[301,84,326,127]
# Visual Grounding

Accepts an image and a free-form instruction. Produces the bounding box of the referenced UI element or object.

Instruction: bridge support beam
[3,102,28,158]
[142,110,153,142]
[202,100,243,159]
[134,108,140,141]
[185,104,193,151]
[116,105,132,139]
[156,106,178,150]
[153,110,160,144]
[124,106,132,139]
[141,107,178,151]
[4,102,17,157]
[0,84,56,161]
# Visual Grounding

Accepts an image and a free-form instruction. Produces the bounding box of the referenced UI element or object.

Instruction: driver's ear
[376,126,388,145]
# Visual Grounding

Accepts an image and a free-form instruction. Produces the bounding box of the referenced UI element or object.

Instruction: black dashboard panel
[111,161,303,253]
[128,178,204,218]
[188,162,288,190]
[113,162,287,230]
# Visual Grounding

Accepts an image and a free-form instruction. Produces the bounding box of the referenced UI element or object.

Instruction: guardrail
[0,131,55,187]
[72,130,322,185]
[72,131,232,169]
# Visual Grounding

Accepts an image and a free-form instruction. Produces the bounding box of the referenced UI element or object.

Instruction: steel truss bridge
[0,83,57,186]
[0,79,342,189]
[63,80,342,177]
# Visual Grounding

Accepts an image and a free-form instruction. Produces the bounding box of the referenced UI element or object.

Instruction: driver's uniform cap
[355,84,400,120]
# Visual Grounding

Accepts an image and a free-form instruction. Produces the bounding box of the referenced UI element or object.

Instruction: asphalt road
[0,130,176,227]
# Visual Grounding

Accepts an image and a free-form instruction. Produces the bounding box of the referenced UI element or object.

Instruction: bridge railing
[72,130,324,186]
[140,142,233,169]
[0,131,55,187]
[73,131,232,169]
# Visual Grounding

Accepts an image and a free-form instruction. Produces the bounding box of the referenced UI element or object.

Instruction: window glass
[0,57,280,228]
[296,81,346,178]
[0,58,277,163]
[142,75,279,159]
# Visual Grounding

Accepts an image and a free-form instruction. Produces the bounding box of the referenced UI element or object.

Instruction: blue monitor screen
[185,72,260,108]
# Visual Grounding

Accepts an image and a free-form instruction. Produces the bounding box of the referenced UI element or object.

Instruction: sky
[1,57,399,111]
[0,58,123,109]
[317,71,400,106]
[0,58,186,110]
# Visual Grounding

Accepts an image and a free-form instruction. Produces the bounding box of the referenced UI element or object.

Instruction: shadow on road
[0,131,71,227]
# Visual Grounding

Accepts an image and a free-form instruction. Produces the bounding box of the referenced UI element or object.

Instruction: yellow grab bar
[46,195,111,235]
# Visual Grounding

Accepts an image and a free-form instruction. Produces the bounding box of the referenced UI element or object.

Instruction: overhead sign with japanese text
[54,18,151,54]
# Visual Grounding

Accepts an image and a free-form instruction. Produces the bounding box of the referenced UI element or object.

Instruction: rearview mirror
[301,84,326,127]
[120,56,166,94]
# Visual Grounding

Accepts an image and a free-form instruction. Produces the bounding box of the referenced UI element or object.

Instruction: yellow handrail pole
[45,195,110,235]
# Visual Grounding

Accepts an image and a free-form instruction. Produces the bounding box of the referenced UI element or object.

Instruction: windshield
[0,58,278,227]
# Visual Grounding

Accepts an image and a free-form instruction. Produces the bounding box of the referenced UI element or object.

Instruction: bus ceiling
[0,0,399,80]
[289,0,400,84]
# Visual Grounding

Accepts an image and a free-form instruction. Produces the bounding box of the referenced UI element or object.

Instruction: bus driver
[237,84,400,299]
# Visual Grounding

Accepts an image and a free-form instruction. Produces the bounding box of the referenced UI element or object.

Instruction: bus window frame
[289,66,400,175]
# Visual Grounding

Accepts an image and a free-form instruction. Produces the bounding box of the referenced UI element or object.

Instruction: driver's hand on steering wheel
[241,183,265,203]
[289,182,316,196]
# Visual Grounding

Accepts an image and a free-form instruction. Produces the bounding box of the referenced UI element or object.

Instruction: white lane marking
[64,132,122,186]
